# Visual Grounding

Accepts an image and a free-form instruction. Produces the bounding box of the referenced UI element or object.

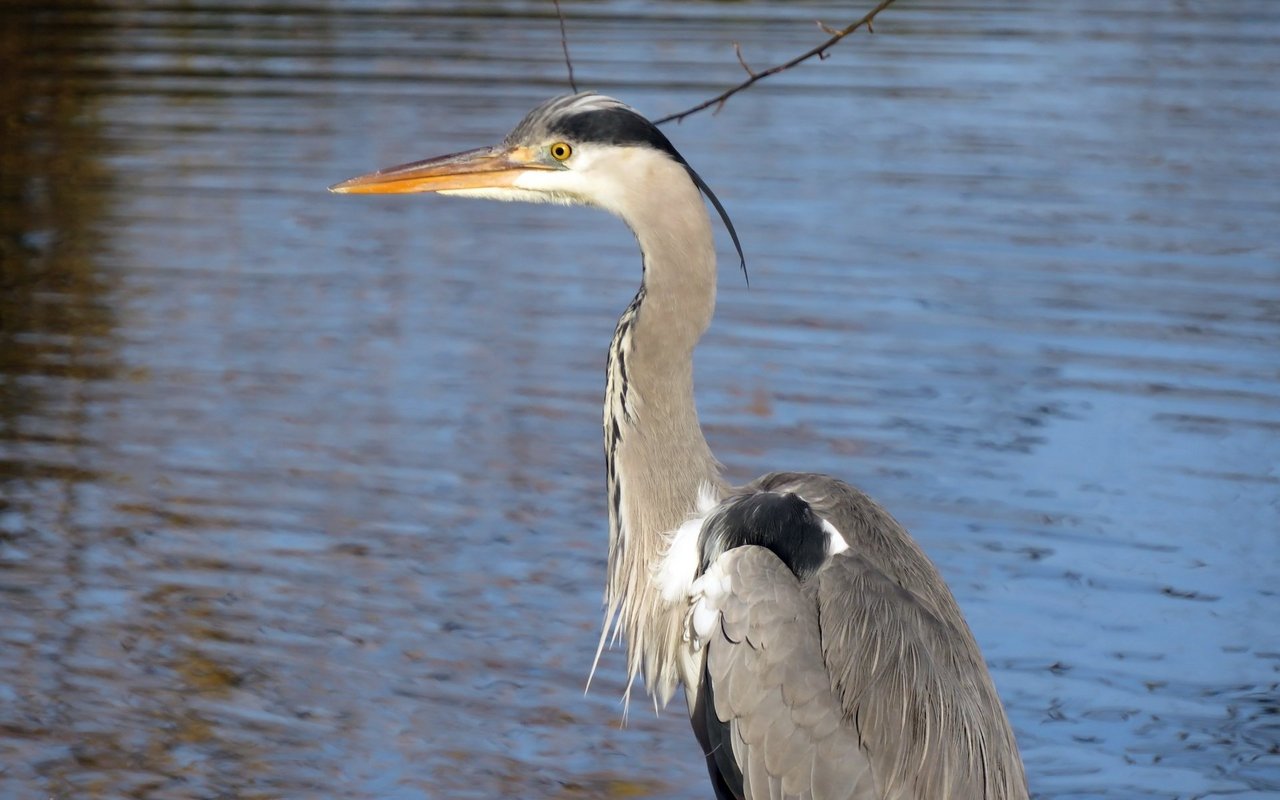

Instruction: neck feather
[596,158,726,705]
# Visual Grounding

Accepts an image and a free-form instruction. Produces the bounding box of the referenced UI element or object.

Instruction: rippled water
[2,1,1277,798]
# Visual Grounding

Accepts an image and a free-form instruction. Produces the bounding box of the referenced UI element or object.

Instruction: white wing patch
[689,562,733,645]
[656,514,703,603]
[823,518,849,555]
[654,483,721,603]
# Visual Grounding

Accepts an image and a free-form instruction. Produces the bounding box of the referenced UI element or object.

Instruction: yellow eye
[549,142,573,161]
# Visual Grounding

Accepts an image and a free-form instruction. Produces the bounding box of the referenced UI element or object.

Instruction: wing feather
[692,475,1028,800]
[815,551,1027,798]
[702,546,876,800]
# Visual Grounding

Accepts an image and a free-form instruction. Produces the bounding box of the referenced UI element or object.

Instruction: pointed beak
[328,145,552,195]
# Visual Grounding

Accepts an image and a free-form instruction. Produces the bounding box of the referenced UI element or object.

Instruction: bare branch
[655,0,899,125]
[552,0,578,93]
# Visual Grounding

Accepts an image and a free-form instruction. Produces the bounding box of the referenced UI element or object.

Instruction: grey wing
[749,472,1027,799]
[813,549,1026,799]
[700,546,880,800]
[700,475,1028,800]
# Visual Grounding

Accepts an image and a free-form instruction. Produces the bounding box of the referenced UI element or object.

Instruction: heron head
[329,92,745,272]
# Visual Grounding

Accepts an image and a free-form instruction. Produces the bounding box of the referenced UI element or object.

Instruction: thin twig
[733,42,756,77]
[655,0,898,125]
[552,0,578,93]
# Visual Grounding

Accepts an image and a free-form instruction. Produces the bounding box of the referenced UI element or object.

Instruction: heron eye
[549,142,573,161]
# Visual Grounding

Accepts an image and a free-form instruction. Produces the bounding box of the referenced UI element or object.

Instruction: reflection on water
[1,1,1277,798]
[0,3,117,452]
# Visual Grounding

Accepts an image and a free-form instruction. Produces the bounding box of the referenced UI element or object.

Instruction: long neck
[598,165,726,705]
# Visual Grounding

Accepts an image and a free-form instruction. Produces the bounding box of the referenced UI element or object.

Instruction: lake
[1,1,1276,798]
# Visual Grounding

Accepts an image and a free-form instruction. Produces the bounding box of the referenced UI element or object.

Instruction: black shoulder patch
[549,107,684,162]
[699,492,829,582]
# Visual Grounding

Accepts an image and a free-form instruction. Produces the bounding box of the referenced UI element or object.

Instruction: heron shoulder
[655,483,845,601]
[747,471,970,628]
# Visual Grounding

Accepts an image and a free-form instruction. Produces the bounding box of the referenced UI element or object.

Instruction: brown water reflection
[1,1,1278,799]
[0,2,117,447]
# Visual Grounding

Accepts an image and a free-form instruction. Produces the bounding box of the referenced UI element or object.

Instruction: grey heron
[331,93,1029,800]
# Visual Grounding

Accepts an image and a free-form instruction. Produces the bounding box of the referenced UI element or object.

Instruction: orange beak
[328,145,552,195]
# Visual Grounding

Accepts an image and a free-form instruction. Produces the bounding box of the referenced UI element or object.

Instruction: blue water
[1,1,1276,798]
